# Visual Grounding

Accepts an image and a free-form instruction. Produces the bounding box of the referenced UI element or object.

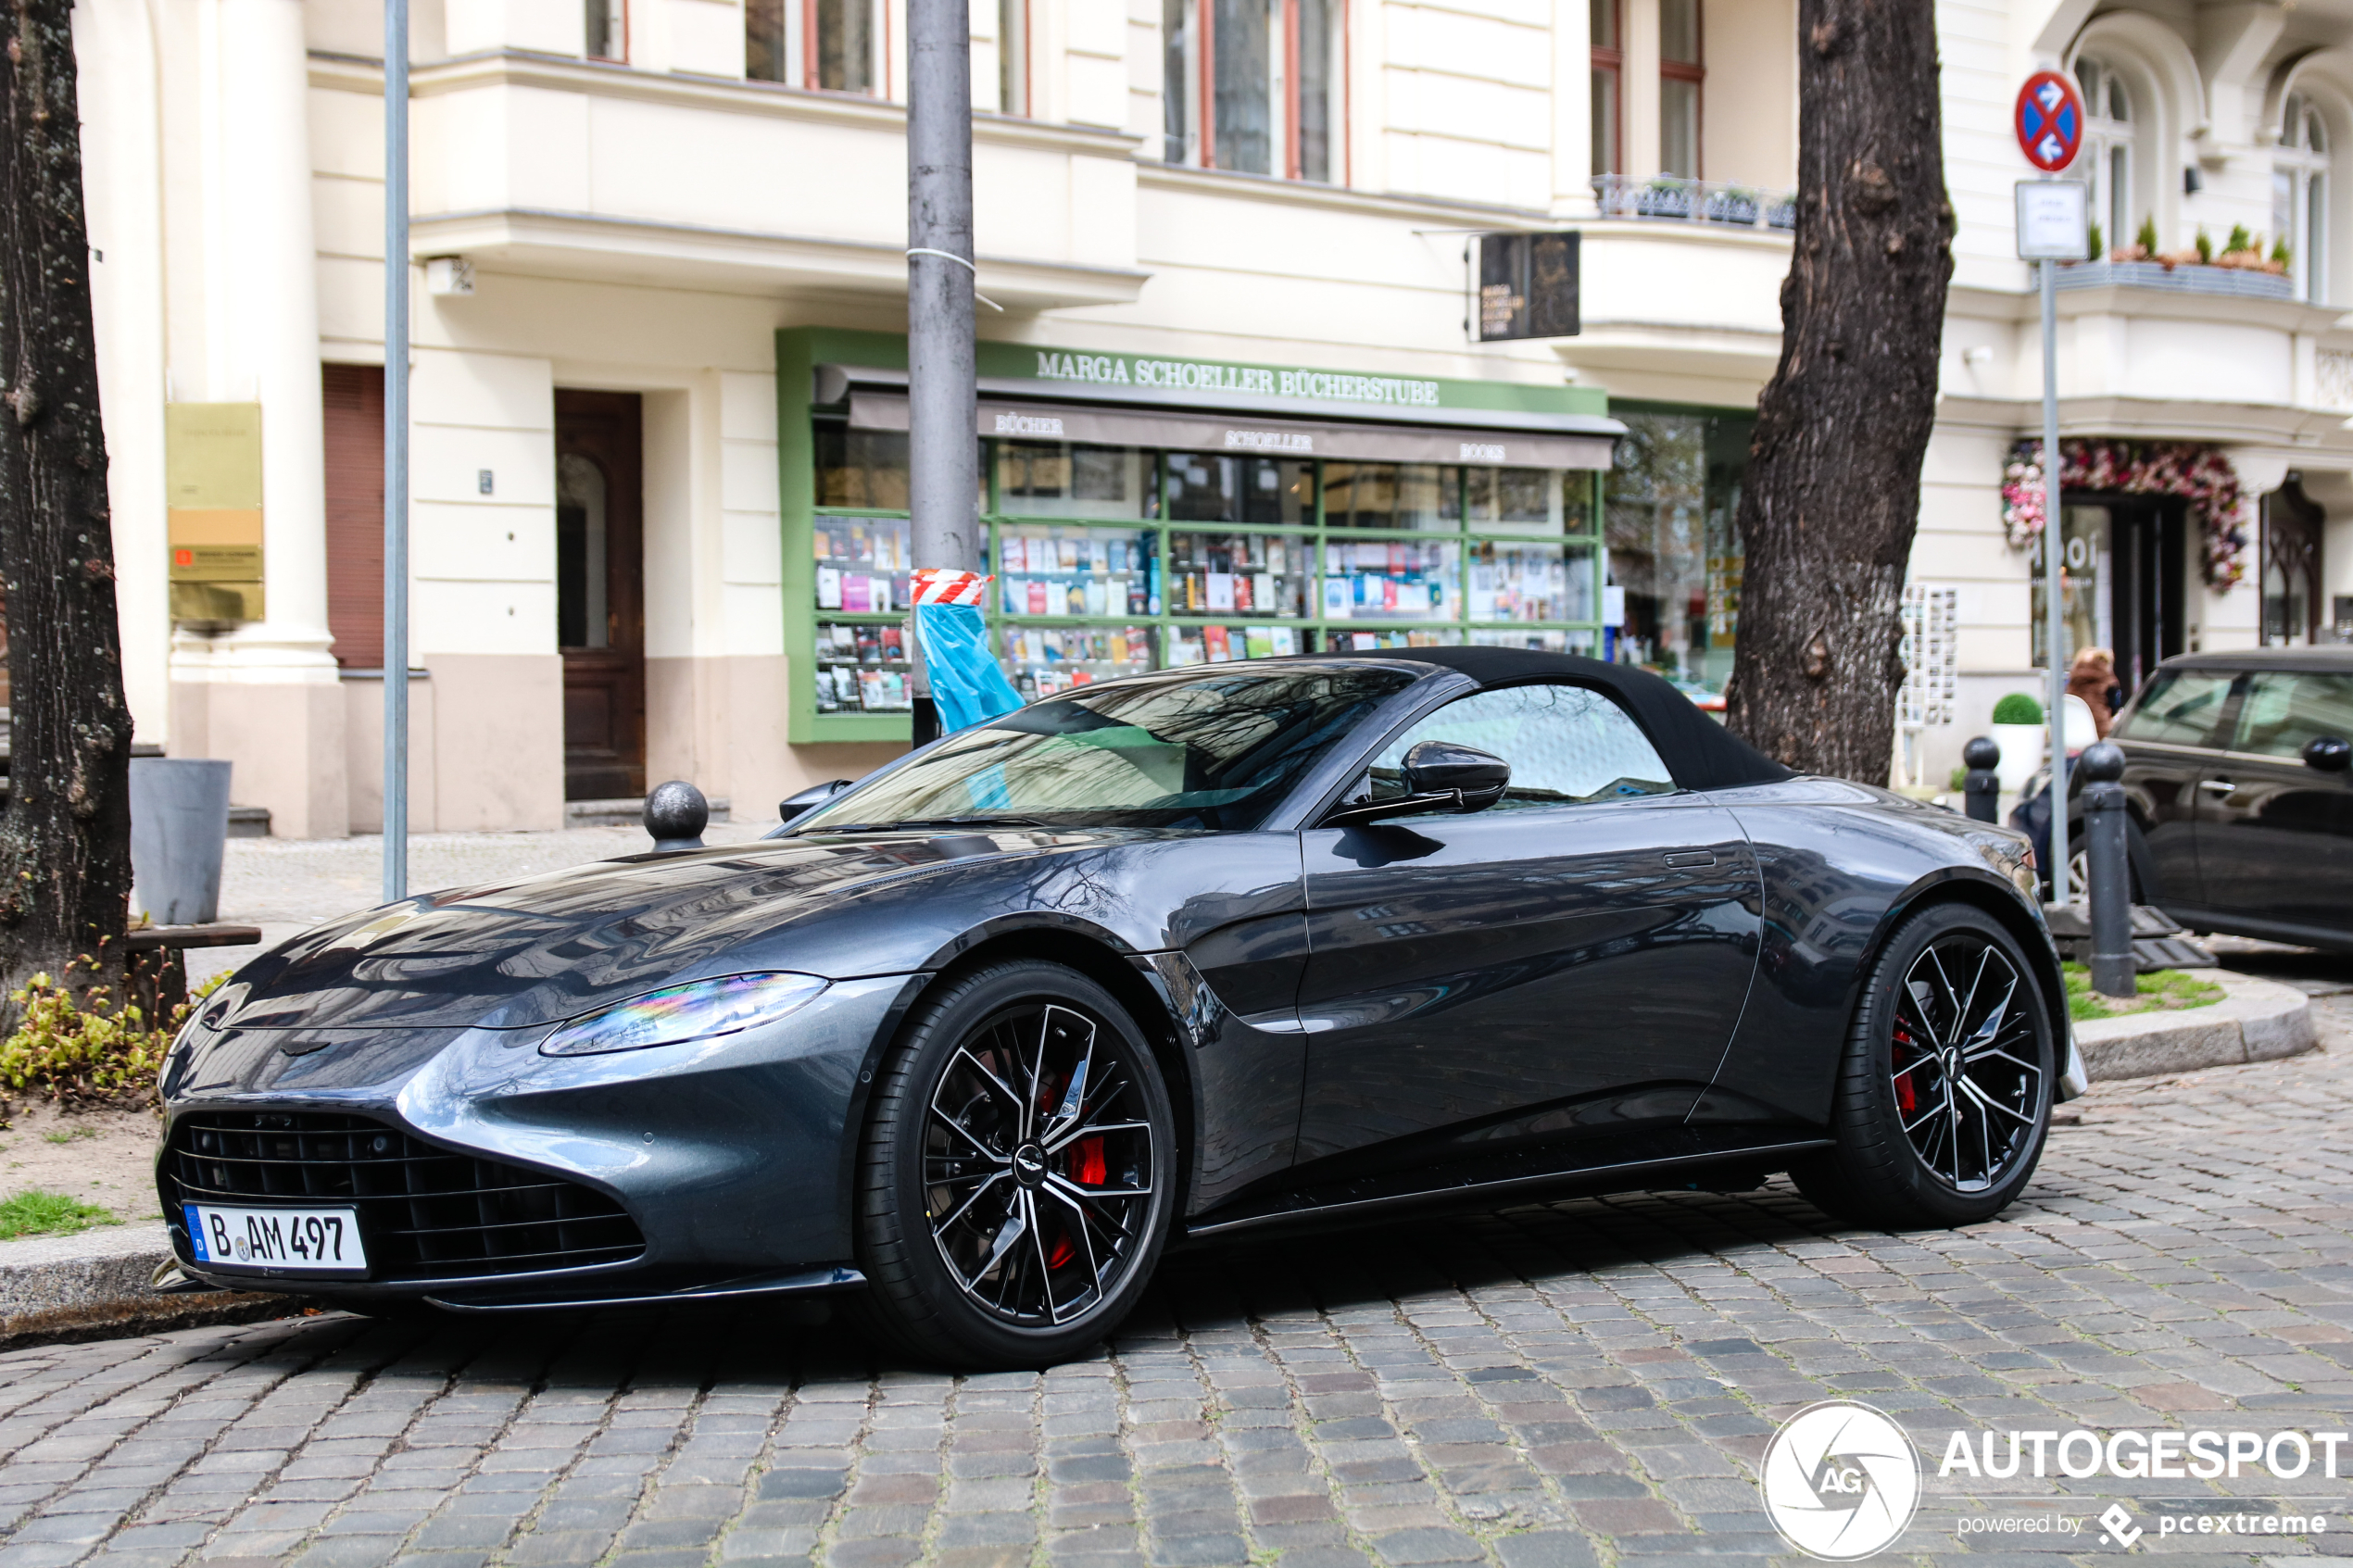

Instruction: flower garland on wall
[2001,438,2249,588]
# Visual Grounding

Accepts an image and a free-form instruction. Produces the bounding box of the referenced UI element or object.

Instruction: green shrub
[2226,223,2253,254]
[2196,228,2214,263]
[2087,220,2104,260]
[2273,236,2293,266]
[2136,216,2159,254]
[0,1190,117,1241]
[0,960,220,1116]
[1992,693,2044,724]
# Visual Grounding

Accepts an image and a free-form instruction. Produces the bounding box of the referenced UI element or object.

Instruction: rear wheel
[1793,904,2054,1228]
[852,960,1176,1368]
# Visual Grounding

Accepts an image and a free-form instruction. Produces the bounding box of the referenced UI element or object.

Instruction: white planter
[1989,722,2045,797]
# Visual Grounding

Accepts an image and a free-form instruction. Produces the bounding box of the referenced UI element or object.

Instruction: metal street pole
[2040,251,2069,906]
[383,0,410,902]
[906,0,979,746]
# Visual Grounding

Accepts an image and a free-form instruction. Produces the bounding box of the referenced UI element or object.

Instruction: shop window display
[1164,453,1313,524]
[1167,531,1310,618]
[796,433,1608,735]
[813,621,912,712]
[997,525,1157,618]
[1321,537,1459,622]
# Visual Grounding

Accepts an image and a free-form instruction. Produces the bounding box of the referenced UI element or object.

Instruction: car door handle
[2198,779,2237,796]
[1662,850,1717,868]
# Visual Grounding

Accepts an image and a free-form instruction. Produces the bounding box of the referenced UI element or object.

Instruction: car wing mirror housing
[1319,742,1511,828]
[778,779,854,823]
[2304,735,2352,773]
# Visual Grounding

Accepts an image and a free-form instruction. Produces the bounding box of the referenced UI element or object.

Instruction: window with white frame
[2076,56,2133,256]
[1163,0,1343,180]
[586,0,624,59]
[1658,0,1701,179]
[2276,93,2328,303]
[997,0,1029,114]
[745,0,875,90]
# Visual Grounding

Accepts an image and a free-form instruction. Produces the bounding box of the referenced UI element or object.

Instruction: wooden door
[555,391,646,801]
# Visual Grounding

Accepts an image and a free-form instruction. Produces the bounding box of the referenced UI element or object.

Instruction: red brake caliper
[1892,1025,1918,1115]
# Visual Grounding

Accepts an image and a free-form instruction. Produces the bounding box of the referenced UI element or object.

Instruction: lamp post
[383,0,410,902]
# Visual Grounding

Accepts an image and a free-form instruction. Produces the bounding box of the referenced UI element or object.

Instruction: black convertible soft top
[1329,645,1794,792]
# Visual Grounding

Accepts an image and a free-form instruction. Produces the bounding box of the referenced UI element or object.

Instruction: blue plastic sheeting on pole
[914,604,1024,733]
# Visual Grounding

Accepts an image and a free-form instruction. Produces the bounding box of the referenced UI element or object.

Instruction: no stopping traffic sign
[2016,71,2083,171]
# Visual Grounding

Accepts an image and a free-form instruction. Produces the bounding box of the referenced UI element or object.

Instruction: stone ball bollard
[645,780,710,852]
[1961,735,2002,823]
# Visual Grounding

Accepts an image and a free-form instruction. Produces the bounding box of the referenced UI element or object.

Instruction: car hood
[215,828,1145,1033]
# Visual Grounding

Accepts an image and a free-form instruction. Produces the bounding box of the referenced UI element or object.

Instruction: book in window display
[996,526,1156,619]
[1167,532,1308,619]
[1001,625,1154,698]
[813,516,912,614]
[1319,539,1459,621]
[1166,624,1297,666]
[813,621,912,712]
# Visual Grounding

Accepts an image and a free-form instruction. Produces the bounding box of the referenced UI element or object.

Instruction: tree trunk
[1722,0,1954,783]
[0,0,133,991]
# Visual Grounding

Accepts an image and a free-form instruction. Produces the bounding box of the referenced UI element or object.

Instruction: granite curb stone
[2072,968,2315,1081]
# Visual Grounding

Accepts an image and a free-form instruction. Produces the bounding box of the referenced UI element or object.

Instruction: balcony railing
[1591,176,1796,232]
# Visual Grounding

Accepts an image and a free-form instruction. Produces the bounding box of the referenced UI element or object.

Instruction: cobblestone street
[1,966,2348,1568]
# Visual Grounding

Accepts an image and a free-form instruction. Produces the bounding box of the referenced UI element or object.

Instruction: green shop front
[778,328,1627,742]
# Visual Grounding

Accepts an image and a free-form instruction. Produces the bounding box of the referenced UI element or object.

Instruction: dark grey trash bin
[130,759,233,926]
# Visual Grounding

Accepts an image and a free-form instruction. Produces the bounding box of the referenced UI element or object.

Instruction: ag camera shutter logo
[1760,1400,1922,1560]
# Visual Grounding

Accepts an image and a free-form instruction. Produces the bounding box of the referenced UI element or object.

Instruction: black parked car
[159,648,2080,1367]
[2015,647,2353,948]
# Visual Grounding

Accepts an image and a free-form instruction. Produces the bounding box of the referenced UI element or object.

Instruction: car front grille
[163,1110,645,1280]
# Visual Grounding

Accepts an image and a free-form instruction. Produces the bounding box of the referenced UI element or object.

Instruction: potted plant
[1990,692,2045,797]
[1766,196,1797,232]
[1636,179,1694,219]
[1705,186,1760,225]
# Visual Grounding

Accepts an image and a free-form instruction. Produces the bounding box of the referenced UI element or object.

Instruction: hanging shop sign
[165,403,265,623]
[1472,232,1581,342]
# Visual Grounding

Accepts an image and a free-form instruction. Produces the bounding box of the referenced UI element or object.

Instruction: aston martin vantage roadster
[158,647,2081,1366]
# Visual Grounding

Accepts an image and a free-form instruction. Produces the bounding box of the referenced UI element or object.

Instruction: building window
[998,0,1029,114]
[2276,93,2328,302]
[1162,0,1342,179]
[585,0,624,58]
[747,0,875,89]
[322,365,385,670]
[2076,56,2132,255]
[2262,480,2324,646]
[1591,0,1619,177]
[1658,0,1701,179]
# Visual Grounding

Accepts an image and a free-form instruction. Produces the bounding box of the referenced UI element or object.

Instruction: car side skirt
[1179,1134,1834,1239]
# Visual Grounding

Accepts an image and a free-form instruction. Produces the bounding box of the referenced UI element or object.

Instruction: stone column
[168,0,347,838]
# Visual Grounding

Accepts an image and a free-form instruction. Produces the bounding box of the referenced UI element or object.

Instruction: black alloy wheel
[1793,903,2055,1228]
[854,960,1176,1366]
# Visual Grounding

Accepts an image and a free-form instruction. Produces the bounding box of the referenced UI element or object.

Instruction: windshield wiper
[806,815,1049,833]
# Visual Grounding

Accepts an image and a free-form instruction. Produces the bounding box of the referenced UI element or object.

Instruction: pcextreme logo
[1759,1401,1923,1561]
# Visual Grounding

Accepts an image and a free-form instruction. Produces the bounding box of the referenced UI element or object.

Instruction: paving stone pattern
[1,985,2348,1567]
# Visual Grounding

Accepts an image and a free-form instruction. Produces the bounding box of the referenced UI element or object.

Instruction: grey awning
[845,390,1617,470]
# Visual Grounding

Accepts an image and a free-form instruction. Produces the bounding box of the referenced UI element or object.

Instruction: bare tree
[1723,0,1955,782]
[0,0,133,990]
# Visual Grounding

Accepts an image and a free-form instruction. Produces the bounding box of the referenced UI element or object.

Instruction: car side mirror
[2304,735,2352,773]
[1320,742,1511,828]
[779,779,853,823]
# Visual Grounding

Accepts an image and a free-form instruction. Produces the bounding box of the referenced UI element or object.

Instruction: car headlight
[1964,829,2040,898]
[539,972,830,1057]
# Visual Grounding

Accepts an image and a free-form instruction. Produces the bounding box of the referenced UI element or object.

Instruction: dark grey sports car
[158,648,2082,1366]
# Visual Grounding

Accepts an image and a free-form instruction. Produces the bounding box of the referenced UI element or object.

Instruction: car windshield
[795,665,1417,832]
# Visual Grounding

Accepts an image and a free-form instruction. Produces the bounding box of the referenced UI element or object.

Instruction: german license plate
[183,1204,368,1274]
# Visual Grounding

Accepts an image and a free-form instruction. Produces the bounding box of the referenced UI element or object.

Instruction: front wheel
[1793,903,2055,1228]
[852,960,1176,1368]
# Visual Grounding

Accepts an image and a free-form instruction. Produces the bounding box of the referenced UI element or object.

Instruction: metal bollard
[645,780,711,852]
[2080,741,2133,998]
[1962,736,2001,823]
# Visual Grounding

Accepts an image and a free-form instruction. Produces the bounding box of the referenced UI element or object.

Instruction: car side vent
[162,1110,645,1280]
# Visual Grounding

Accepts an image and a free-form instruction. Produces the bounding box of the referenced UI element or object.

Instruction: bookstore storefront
[779,329,1627,743]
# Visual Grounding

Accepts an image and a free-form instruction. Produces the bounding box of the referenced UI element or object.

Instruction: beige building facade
[69,0,2353,835]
